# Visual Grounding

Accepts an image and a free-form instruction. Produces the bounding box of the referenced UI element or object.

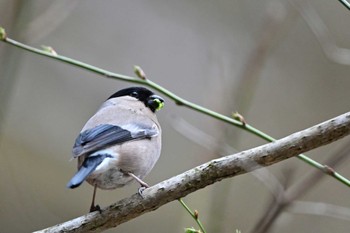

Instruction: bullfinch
[67,86,164,212]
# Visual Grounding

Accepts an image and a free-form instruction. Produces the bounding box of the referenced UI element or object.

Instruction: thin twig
[0,30,349,187]
[338,0,350,11]
[178,198,206,233]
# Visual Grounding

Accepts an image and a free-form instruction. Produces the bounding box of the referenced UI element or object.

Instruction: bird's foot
[126,172,150,188]
[89,204,101,213]
[123,171,150,198]
[138,186,147,198]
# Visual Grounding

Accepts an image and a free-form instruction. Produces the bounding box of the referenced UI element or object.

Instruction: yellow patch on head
[154,98,164,111]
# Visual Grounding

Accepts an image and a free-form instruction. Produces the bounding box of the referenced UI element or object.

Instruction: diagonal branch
[33,111,350,233]
[338,0,350,11]
[292,0,350,65]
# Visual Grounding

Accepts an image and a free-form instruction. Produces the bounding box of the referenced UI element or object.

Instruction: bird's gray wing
[72,123,158,157]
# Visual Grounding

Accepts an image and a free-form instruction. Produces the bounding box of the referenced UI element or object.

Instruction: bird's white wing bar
[123,123,159,139]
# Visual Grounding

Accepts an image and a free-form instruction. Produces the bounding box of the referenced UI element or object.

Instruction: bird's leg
[89,184,101,213]
[126,172,149,196]
[127,172,149,188]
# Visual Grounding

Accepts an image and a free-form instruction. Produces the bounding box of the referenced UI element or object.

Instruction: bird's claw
[90,204,101,213]
[138,186,147,198]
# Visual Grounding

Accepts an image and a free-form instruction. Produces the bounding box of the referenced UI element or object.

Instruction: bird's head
[108,87,164,112]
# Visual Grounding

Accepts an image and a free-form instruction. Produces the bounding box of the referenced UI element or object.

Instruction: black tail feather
[66,154,112,189]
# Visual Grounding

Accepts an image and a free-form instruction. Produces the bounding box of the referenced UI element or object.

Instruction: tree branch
[33,111,350,233]
[338,0,350,11]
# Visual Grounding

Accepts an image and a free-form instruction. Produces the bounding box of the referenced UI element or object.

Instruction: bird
[66,86,164,212]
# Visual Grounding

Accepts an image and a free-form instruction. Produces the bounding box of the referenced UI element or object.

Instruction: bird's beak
[147,95,164,112]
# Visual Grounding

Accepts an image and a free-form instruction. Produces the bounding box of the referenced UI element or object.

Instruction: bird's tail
[66,154,111,189]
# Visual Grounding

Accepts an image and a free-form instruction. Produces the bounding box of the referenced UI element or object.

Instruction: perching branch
[1,28,349,187]
[338,0,350,11]
[33,111,350,233]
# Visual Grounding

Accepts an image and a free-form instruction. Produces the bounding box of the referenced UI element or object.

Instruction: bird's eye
[130,92,139,98]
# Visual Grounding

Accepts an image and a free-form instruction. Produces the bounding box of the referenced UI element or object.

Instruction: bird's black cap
[108,87,164,112]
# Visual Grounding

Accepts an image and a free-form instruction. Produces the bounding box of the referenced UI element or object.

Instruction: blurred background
[1,0,350,232]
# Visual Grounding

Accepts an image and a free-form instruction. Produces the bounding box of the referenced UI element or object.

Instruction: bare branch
[33,112,350,233]
[252,127,350,233]
[338,0,350,11]
[292,0,350,65]
[288,201,350,221]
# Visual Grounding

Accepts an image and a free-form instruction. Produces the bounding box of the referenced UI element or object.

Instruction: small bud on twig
[41,45,58,56]
[0,27,7,41]
[134,65,147,80]
[232,111,246,126]
[193,210,199,219]
[175,100,184,106]
[323,165,336,176]
[185,227,201,233]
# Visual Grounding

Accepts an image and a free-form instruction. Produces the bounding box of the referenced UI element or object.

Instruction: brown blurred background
[1,0,350,232]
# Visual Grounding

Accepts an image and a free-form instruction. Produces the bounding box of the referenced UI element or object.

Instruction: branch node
[41,45,58,56]
[185,227,201,233]
[175,100,184,106]
[194,209,199,219]
[232,111,246,126]
[0,27,7,41]
[134,65,147,80]
[322,165,336,176]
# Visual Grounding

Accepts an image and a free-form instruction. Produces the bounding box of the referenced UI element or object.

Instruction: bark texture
[34,112,350,233]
